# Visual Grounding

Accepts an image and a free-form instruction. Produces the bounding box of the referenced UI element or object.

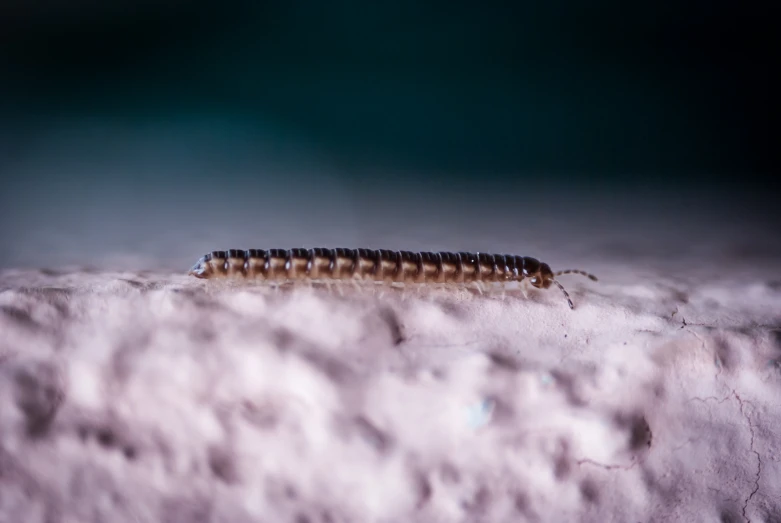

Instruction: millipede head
[533,263,598,310]
[526,262,572,309]
[527,262,555,290]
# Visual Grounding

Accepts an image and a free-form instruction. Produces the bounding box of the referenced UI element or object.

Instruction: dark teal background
[0,1,776,269]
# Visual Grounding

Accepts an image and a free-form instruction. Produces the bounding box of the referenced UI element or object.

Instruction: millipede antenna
[555,269,598,281]
[552,280,574,310]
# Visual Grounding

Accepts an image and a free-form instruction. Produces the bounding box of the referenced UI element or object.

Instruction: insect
[188,248,597,309]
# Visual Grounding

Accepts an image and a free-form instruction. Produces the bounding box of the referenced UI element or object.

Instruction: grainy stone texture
[0,261,779,523]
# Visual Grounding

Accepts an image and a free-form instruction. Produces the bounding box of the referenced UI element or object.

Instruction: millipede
[188,248,597,309]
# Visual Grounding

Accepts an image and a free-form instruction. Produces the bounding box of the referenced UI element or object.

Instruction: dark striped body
[189,248,548,285]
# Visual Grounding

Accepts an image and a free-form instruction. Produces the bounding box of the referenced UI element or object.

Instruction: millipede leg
[520,279,529,299]
[351,278,362,293]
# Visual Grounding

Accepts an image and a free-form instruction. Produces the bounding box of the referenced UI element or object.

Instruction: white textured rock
[0,260,779,522]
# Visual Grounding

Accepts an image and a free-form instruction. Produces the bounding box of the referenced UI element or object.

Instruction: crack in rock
[575,457,640,472]
[733,390,761,522]
[685,388,763,522]
[688,394,732,405]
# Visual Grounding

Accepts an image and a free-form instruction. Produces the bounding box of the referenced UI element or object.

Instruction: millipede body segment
[189,248,598,309]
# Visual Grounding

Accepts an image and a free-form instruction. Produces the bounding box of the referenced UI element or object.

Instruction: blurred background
[0,1,776,271]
